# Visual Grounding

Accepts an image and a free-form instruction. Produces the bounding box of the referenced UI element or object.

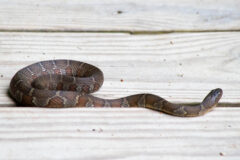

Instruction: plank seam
[0,29,240,35]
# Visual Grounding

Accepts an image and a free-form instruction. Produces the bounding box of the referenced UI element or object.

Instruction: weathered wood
[0,0,240,32]
[0,32,240,106]
[1,0,239,159]
[0,107,239,160]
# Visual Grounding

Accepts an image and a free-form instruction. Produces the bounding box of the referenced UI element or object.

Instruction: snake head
[212,88,223,102]
[202,88,223,108]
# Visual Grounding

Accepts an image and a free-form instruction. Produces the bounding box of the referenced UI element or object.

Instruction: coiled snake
[9,60,223,117]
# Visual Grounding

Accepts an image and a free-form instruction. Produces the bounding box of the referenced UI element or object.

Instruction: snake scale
[9,60,223,117]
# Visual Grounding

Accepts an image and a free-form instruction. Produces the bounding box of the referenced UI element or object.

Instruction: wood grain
[1,0,240,159]
[0,107,239,160]
[0,0,240,32]
[0,32,240,106]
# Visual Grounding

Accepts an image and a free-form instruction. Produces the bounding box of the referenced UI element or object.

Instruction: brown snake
[9,60,223,117]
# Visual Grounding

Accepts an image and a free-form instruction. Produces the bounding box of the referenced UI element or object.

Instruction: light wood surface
[0,32,240,106]
[0,107,239,160]
[0,0,240,32]
[0,0,240,159]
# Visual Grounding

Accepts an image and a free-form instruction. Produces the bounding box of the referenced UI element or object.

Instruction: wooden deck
[0,0,240,159]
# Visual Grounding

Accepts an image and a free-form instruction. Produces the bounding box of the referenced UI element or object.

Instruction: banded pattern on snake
[9,60,223,117]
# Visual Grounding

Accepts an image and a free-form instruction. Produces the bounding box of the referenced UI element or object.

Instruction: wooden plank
[0,107,239,160]
[0,32,240,106]
[0,0,240,32]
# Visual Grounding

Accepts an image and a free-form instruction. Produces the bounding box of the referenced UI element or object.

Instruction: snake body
[9,60,223,117]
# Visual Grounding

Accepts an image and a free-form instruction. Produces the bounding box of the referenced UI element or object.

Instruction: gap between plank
[0,29,240,35]
[0,103,239,108]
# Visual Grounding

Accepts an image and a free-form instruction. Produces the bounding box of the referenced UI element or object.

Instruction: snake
[9,59,223,117]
